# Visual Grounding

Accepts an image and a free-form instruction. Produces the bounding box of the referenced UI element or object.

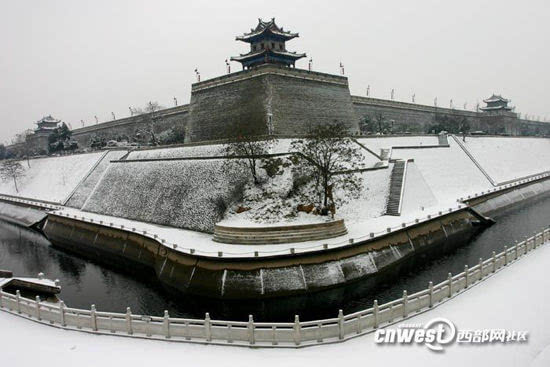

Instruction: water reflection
[0,195,549,322]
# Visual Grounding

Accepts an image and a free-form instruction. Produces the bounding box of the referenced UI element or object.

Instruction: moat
[1,195,549,322]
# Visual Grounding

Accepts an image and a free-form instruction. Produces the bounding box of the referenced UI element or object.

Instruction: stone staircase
[213,220,348,245]
[385,160,407,216]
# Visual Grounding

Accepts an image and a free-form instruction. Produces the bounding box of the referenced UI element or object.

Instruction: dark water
[1,196,549,322]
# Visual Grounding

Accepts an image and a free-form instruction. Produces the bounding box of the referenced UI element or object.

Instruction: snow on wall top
[0,153,105,203]
[391,139,491,202]
[81,159,248,233]
[462,137,550,183]
[126,144,225,160]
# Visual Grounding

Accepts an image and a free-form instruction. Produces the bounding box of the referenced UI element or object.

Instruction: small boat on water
[0,270,61,302]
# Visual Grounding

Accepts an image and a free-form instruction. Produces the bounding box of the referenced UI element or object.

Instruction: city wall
[14,67,546,153]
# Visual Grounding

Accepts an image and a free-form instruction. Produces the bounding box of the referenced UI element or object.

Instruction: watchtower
[231,18,306,69]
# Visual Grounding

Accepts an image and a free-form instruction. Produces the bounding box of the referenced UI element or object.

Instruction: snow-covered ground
[2,240,549,367]
[357,135,440,156]
[0,153,105,203]
[462,137,550,183]
[392,139,491,203]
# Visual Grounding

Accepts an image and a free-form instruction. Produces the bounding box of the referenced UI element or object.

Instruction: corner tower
[231,18,306,69]
[186,19,359,143]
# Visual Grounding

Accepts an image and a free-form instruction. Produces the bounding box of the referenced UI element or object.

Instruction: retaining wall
[43,208,485,299]
[3,228,548,347]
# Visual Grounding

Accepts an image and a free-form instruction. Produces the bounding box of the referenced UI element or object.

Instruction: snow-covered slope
[462,137,550,183]
[82,159,248,232]
[0,153,105,203]
[392,139,491,203]
[65,150,128,209]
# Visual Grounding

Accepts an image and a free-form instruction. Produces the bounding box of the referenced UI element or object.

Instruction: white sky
[1,0,549,144]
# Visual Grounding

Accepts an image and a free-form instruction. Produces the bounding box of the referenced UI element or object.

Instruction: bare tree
[0,160,26,193]
[131,102,165,146]
[222,121,274,184]
[290,122,364,215]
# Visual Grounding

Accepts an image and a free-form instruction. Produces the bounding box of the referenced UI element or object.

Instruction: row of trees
[360,113,472,136]
[89,102,186,149]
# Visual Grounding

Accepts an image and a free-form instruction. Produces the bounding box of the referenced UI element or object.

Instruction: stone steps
[213,220,348,245]
[385,160,407,216]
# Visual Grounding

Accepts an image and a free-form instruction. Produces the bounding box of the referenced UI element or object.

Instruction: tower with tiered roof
[230,18,306,69]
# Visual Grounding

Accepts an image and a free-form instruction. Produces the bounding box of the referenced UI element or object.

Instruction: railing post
[204,313,212,342]
[447,273,453,297]
[373,300,379,328]
[293,315,301,345]
[504,246,508,266]
[478,257,483,279]
[464,265,469,288]
[428,281,434,308]
[126,307,133,335]
[248,315,255,345]
[59,301,66,326]
[90,305,97,331]
[338,309,344,340]
[15,290,21,314]
[492,251,497,272]
[272,325,278,346]
[35,296,41,320]
[163,310,171,339]
[0,291,4,309]
[515,241,519,259]
[402,290,408,318]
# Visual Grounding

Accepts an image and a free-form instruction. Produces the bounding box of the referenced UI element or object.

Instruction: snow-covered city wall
[0,153,105,203]
[81,159,248,232]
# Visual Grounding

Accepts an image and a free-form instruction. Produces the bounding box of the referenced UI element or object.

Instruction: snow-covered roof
[230,49,306,62]
[36,115,61,124]
[236,18,299,42]
[483,94,510,104]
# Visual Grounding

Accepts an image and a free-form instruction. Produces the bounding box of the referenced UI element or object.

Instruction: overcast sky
[1,0,549,144]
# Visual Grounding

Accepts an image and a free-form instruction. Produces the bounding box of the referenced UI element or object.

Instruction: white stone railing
[1,228,548,347]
